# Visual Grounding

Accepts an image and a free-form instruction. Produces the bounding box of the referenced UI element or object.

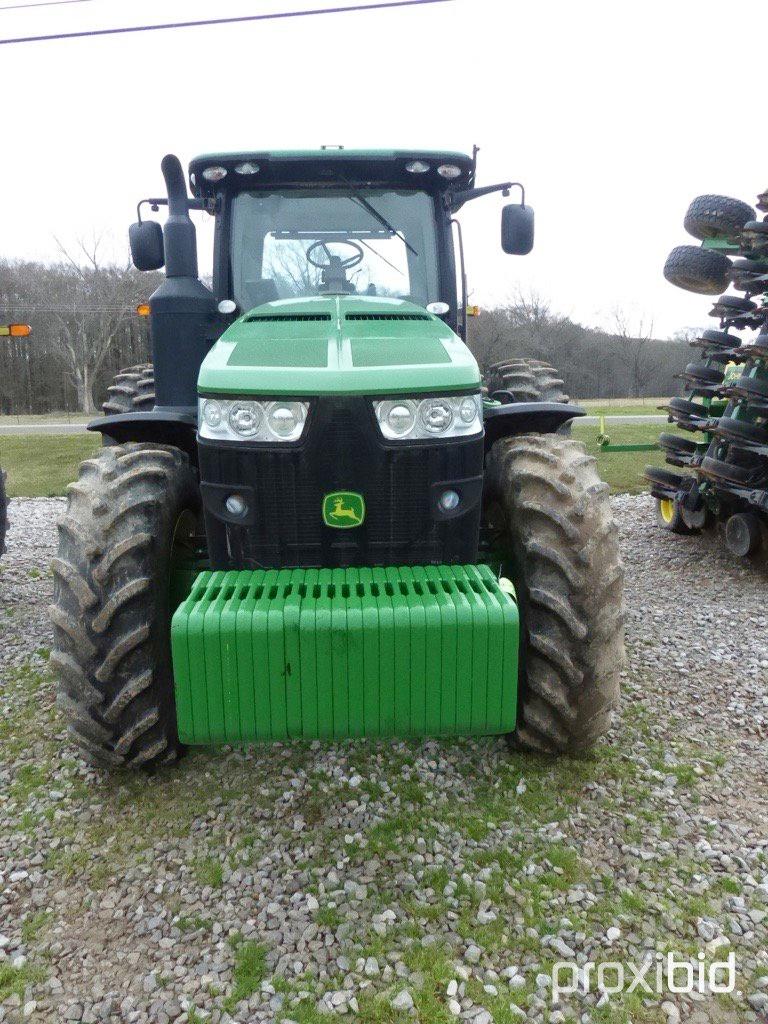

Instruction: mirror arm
[447,181,525,213]
[136,196,206,224]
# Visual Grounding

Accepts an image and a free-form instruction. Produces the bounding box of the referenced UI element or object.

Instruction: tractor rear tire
[485,358,569,404]
[50,442,199,770]
[484,433,624,755]
[102,363,155,415]
[683,194,755,241]
[663,245,732,295]
[0,467,7,556]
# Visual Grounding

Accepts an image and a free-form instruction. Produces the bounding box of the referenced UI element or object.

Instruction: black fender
[482,401,585,451]
[88,409,198,461]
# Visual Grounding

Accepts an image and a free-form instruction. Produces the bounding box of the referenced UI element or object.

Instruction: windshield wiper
[358,238,406,277]
[341,181,418,257]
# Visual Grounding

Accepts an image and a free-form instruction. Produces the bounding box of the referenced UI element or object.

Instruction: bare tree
[611,309,657,398]
[25,239,149,412]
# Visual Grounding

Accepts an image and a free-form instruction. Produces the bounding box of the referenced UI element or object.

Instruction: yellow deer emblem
[331,497,359,522]
[323,491,365,528]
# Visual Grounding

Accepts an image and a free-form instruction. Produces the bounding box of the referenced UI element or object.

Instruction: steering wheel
[306,239,364,270]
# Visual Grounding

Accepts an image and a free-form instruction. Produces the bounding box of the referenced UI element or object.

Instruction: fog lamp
[439,490,460,512]
[225,494,247,517]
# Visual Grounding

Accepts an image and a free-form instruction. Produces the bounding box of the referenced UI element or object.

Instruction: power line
[0,0,91,11]
[0,0,451,45]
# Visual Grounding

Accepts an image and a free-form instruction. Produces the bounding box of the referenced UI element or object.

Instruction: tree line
[0,256,692,415]
[0,247,159,415]
[467,294,692,400]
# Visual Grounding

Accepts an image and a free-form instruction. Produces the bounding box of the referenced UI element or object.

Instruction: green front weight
[171,564,519,744]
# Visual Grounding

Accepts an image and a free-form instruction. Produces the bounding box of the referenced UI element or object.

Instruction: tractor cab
[129,148,534,340]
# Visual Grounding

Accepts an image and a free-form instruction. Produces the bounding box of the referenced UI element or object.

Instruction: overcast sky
[2,0,764,337]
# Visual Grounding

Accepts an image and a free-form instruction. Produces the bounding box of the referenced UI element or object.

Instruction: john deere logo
[322,492,365,529]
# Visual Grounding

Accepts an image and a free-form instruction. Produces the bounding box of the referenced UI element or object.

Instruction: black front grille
[198,396,484,569]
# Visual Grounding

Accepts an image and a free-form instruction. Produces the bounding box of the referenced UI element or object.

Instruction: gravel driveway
[0,496,766,1024]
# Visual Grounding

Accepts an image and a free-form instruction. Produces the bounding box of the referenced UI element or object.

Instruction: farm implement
[649,191,768,555]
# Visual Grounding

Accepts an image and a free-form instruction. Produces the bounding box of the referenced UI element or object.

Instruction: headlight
[373,394,481,440]
[228,402,262,437]
[266,402,306,441]
[376,399,417,438]
[201,399,223,429]
[199,398,309,442]
[420,398,454,434]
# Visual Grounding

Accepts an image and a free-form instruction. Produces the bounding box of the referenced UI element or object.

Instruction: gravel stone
[390,990,414,1011]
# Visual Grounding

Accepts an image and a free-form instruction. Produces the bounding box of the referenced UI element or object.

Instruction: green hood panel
[198,296,480,396]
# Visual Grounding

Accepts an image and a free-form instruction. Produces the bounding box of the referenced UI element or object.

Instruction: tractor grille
[198,396,484,570]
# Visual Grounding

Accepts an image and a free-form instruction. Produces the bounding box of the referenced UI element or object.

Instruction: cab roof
[188,149,475,198]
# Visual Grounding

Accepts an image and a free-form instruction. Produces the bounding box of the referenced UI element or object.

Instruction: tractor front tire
[485,433,624,754]
[102,363,155,415]
[0,467,7,556]
[50,443,199,769]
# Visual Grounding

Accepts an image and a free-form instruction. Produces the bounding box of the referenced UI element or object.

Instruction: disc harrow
[651,187,768,560]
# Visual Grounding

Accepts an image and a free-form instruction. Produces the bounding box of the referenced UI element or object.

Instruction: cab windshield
[229,189,441,312]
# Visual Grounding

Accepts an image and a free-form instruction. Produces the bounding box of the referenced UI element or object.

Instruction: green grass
[579,397,669,416]
[225,938,268,1012]
[0,411,91,424]
[193,856,224,889]
[573,420,672,494]
[0,434,100,497]
[0,962,47,1002]
[20,910,53,945]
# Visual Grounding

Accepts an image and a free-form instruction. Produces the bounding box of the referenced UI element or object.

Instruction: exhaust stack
[149,154,217,409]
[161,154,198,279]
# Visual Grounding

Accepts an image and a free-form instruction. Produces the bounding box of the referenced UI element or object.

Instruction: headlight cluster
[198,398,309,442]
[374,394,482,440]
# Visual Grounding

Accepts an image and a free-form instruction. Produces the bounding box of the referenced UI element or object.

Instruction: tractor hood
[198,295,480,396]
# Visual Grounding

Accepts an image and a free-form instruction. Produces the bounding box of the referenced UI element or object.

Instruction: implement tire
[484,433,624,754]
[50,443,199,770]
[684,194,755,241]
[663,245,732,295]
[102,363,155,415]
[0,467,7,555]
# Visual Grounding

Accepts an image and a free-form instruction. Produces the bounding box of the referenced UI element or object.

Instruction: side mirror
[501,203,534,255]
[129,220,165,271]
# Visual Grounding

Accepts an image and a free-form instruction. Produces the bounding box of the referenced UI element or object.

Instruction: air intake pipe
[150,154,217,410]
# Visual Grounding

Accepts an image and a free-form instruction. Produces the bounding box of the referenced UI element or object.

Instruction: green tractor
[50,149,624,769]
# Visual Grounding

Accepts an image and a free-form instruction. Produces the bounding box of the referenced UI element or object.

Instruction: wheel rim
[658,499,675,524]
